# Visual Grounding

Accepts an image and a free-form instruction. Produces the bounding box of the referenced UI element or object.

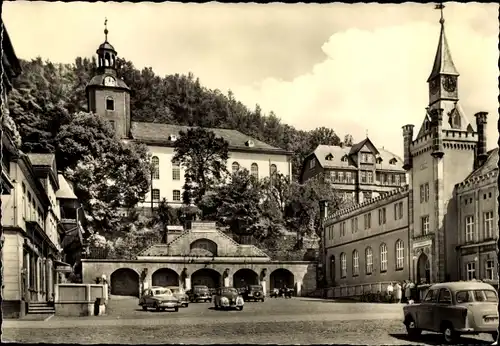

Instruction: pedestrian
[386,282,394,302]
[394,282,402,303]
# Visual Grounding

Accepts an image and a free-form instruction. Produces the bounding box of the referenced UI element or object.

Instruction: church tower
[402,4,486,284]
[86,19,131,139]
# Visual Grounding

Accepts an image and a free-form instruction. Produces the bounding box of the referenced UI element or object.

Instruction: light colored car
[213,287,244,311]
[166,286,189,307]
[403,281,499,343]
[139,286,180,312]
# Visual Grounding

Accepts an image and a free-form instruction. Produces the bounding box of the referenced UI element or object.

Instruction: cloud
[231,18,498,157]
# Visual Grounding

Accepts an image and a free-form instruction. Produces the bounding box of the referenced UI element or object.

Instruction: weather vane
[435,3,445,24]
[104,17,109,41]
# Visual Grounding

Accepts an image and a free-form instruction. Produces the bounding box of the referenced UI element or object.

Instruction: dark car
[213,287,244,311]
[242,285,265,302]
[187,285,212,303]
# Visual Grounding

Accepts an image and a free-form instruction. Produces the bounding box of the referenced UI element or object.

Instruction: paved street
[2,297,494,344]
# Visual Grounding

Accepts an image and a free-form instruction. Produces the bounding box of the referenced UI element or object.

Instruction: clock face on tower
[442,75,457,93]
[103,76,116,87]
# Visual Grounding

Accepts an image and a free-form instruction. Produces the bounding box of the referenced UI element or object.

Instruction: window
[363,191,371,201]
[485,260,495,280]
[465,215,475,242]
[380,173,386,184]
[360,171,367,183]
[340,222,346,237]
[351,218,358,233]
[22,184,26,219]
[338,171,344,182]
[438,289,452,304]
[378,208,386,225]
[424,183,430,202]
[395,174,401,185]
[364,213,371,230]
[367,154,373,163]
[352,250,359,276]
[394,202,404,220]
[421,215,430,235]
[420,184,424,203]
[360,153,366,163]
[331,171,337,181]
[380,243,388,272]
[367,171,373,183]
[387,174,393,185]
[365,247,373,274]
[232,162,240,173]
[251,163,259,179]
[270,164,277,176]
[341,155,348,162]
[346,172,352,183]
[484,211,494,239]
[395,240,404,270]
[309,159,315,169]
[152,156,160,180]
[172,190,181,201]
[466,262,476,280]
[424,289,438,302]
[340,253,347,278]
[172,161,180,180]
[152,189,160,202]
[106,97,114,111]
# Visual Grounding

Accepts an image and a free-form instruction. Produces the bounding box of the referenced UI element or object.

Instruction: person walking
[394,282,402,303]
[386,282,394,302]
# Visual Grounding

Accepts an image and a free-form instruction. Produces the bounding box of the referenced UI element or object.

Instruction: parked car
[270,288,280,298]
[213,287,244,311]
[242,285,265,302]
[139,286,180,312]
[166,286,189,307]
[403,281,499,344]
[187,285,212,303]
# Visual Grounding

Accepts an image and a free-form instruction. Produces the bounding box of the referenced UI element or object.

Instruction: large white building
[85,27,293,208]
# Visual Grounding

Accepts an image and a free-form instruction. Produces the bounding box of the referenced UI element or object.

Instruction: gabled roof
[416,103,474,140]
[27,153,59,190]
[349,138,379,156]
[56,174,78,200]
[464,148,498,182]
[130,122,291,155]
[427,21,459,82]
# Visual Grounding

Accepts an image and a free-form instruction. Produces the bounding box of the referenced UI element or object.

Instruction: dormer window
[309,159,316,169]
[325,153,334,161]
[245,139,255,147]
[341,155,348,162]
[376,157,383,164]
[449,109,461,129]
[169,134,177,142]
[389,158,397,165]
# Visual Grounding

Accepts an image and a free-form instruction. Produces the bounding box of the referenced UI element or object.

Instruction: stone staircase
[27,301,55,316]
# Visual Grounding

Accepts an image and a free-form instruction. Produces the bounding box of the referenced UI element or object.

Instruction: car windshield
[456,290,498,303]
[195,286,209,292]
[221,288,238,295]
[250,285,263,290]
[169,288,183,294]
[152,288,172,296]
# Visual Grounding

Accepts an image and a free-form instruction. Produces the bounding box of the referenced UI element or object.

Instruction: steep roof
[310,143,404,171]
[427,21,459,82]
[464,148,498,182]
[130,122,291,154]
[56,174,78,200]
[27,153,55,167]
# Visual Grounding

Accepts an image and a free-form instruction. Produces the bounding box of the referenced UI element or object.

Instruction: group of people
[386,280,416,303]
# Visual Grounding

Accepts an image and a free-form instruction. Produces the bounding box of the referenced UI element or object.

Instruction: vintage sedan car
[403,281,499,343]
[166,286,189,307]
[213,287,245,311]
[139,286,180,312]
[187,285,212,303]
[242,285,265,302]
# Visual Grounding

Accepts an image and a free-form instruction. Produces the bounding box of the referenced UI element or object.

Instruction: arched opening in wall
[330,255,336,284]
[233,269,259,288]
[110,268,139,297]
[191,268,221,288]
[189,239,218,257]
[152,268,179,287]
[270,268,294,290]
[417,253,431,284]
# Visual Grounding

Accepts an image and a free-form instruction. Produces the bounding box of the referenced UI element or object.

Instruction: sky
[3,2,498,157]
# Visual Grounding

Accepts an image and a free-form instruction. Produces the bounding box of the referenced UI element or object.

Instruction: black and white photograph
[0,1,498,344]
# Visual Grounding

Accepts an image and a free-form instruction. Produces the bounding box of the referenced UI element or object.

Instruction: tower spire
[427,2,459,82]
[104,17,108,42]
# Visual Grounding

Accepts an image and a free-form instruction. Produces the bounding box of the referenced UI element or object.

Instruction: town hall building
[85,25,293,209]
[321,10,497,298]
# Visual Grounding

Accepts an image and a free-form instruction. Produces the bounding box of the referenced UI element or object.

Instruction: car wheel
[442,325,458,344]
[142,305,148,311]
[174,307,179,312]
[491,332,498,342]
[405,318,422,338]
[155,303,161,312]
[237,306,243,311]
[261,298,265,302]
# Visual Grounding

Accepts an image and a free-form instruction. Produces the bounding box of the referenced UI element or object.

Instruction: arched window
[106,96,114,111]
[251,163,259,179]
[270,164,277,176]
[380,243,388,272]
[395,239,404,270]
[172,160,180,181]
[330,255,335,282]
[352,250,359,276]
[365,247,373,274]
[152,156,160,180]
[232,162,240,174]
[340,252,347,278]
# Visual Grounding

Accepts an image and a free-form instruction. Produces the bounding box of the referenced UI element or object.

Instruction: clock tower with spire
[86,18,131,139]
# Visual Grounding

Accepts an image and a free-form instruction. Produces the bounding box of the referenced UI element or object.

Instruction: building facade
[85,28,293,208]
[301,139,406,204]
[320,12,497,298]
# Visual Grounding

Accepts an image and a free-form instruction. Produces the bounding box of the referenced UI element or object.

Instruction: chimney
[474,112,488,168]
[402,124,414,170]
[430,108,444,158]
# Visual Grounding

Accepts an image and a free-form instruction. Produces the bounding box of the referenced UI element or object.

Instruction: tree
[308,126,341,148]
[152,198,171,244]
[344,134,354,146]
[173,128,229,204]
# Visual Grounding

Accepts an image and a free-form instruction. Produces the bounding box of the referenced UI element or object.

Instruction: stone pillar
[181,268,191,291]
[223,268,231,288]
[259,268,268,296]
[296,281,302,297]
